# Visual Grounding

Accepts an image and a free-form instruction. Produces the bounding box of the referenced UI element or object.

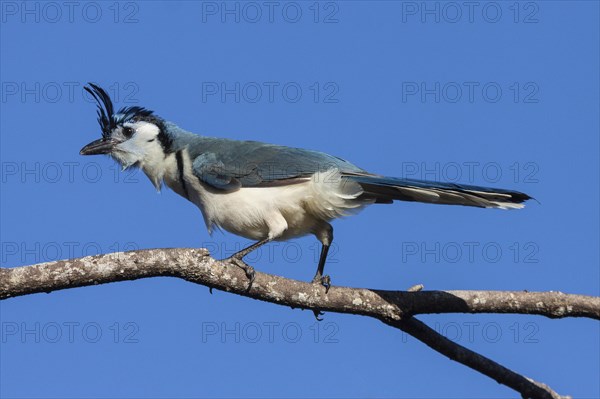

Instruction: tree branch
[1,248,596,399]
[1,248,597,320]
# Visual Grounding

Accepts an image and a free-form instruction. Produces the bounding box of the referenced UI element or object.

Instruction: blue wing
[168,128,365,191]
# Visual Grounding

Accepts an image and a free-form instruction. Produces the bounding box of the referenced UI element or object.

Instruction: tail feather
[345,174,532,210]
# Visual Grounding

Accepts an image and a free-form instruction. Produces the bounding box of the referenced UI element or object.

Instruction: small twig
[407,284,424,292]
[391,317,570,399]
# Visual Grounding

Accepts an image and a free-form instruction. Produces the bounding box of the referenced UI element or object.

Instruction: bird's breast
[161,153,372,241]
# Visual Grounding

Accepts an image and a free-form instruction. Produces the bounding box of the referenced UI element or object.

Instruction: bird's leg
[230,238,271,260]
[225,238,271,290]
[312,243,331,293]
[311,244,330,320]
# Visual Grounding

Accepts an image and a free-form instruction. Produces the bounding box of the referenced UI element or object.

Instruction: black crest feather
[85,83,116,138]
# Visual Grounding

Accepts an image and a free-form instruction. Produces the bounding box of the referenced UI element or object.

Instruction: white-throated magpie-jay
[80,83,532,291]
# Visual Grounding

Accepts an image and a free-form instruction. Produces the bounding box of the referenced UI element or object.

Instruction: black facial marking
[176,150,189,200]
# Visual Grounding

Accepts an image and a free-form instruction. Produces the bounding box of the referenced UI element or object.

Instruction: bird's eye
[122,126,134,138]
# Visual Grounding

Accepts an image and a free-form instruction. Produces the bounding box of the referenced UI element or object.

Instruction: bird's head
[80,83,172,169]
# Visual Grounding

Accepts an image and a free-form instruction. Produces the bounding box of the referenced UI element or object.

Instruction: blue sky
[1,1,598,398]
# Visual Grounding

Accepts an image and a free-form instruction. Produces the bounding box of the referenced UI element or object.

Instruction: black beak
[80,138,116,155]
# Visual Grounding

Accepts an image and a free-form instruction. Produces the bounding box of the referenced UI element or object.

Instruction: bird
[80,83,532,292]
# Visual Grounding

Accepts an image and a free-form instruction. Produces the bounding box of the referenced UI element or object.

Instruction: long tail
[345,174,532,209]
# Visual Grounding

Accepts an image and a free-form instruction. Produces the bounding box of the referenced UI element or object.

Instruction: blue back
[167,122,367,188]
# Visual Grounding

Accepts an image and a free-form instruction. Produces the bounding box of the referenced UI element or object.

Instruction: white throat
[112,121,173,189]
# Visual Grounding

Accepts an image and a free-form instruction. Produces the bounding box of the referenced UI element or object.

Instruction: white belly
[181,169,372,242]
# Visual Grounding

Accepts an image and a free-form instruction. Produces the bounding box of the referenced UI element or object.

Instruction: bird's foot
[312,274,331,294]
[225,256,255,291]
[312,309,325,321]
